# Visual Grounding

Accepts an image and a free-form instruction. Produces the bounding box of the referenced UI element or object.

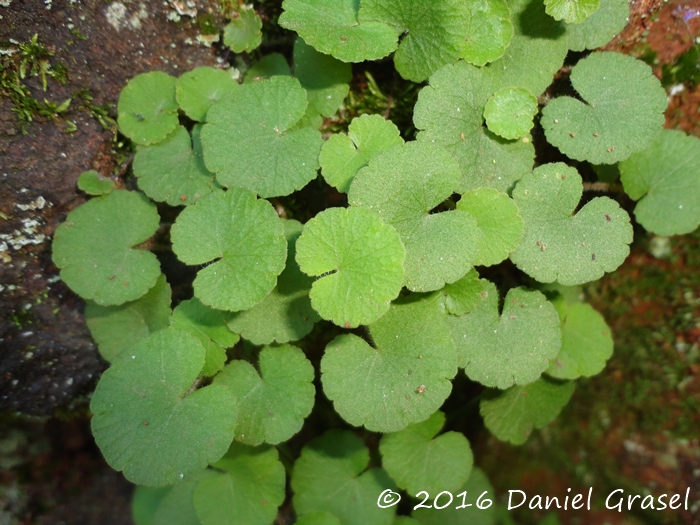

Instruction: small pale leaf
[545,0,600,24]
[214,344,315,445]
[321,295,457,432]
[456,188,524,267]
[223,7,262,53]
[118,71,178,146]
[175,66,239,122]
[541,52,667,164]
[319,114,404,193]
[510,163,633,285]
[462,0,513,66]
[292,430,397,525]
[52,190,161,306]
[447,284,561,389]
[90,328,237,487]
[202,76,323,198]
[295,206,405,328]
[619,129,700,236]
[480,377,575,444]
[437,269,490,316]
[170,188,287,312]
[77,170,114,195]
[380,411,473,495]
[483,87,538,140]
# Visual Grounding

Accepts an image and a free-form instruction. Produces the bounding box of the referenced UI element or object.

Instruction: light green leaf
[278,0,398,63]
[52,190,161,306]
[319,114,404,193]
[456,188,524,267]
[412,467,496,525]
[380,411,473,495]
[541,52,667,164]
[171,188,287,312]
[447,284,561,389]
[480,377,575,444]
[414,61,535,193]
[510,163,633,285]
[545,0,600,24]
[295,206,405,328]
[321,295,457,432]
[349,141,481,292]
[193,442,286,525]
[133,125,219,206]
[213,344,315,445]
[118,71,179,146]
[437,269,490,316]
[227,220,320,345]
[86,273,171,362]
[619,129,700,236]
[132,485,169,525]
[152,470,217,525]
[483,87,538,140]
[77,170,114,195]
[244,53,291,82]
[361,0,470,82]
[202,76,323,198]
[292,430,397,525]
[170,297,239,377]
[90,328,237,487]
[297,512,343,525]
[564,0,629,51]
[547,300,613,379]
[294,37,351,117]
[223,7,262,53]
[462,0,513,66]
[175,66,239,122]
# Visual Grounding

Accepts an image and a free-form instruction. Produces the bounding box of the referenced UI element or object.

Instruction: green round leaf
[278,0,398,63]
[564,0,630,51]
[414,61,535,193]
[152,470,217,525]
[52,190,161,306]
[349,141,481,292]
[77,170,114,195]
[86,273,171,362]
[321,295,457,432]
[480,377,575,445]
[175,66,239,122]
[319,114,404,193]
[483,87,538,140]
[510,163,633,285]
[245,53,291,82]
[380,411,473,495]
[227,219,320,345]
[170,297,239,377]
[545,0,600,23]
[619,129,700,236]
[213,344,315,445]
[133,125,219,206]
[361,0,470,82]
[446,284,561,389]
[297,512,344,525]
[171,188,287,312]
[547,299,613,379]
[117,71,179,146]
[456,188,524,267]
[412,467,496,525]
[294,37,352,118]
[295,206,405,328]
[437,269,491,316]
[193,442,286,525]
[292,430,397,525]
[541,52,667,164]
[461,0,513,66]
[223,7,262,53]
[90,328,237,487]
[201,75,323,198]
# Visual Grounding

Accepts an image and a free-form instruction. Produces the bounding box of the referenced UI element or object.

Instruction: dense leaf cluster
[50,0,700,523]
